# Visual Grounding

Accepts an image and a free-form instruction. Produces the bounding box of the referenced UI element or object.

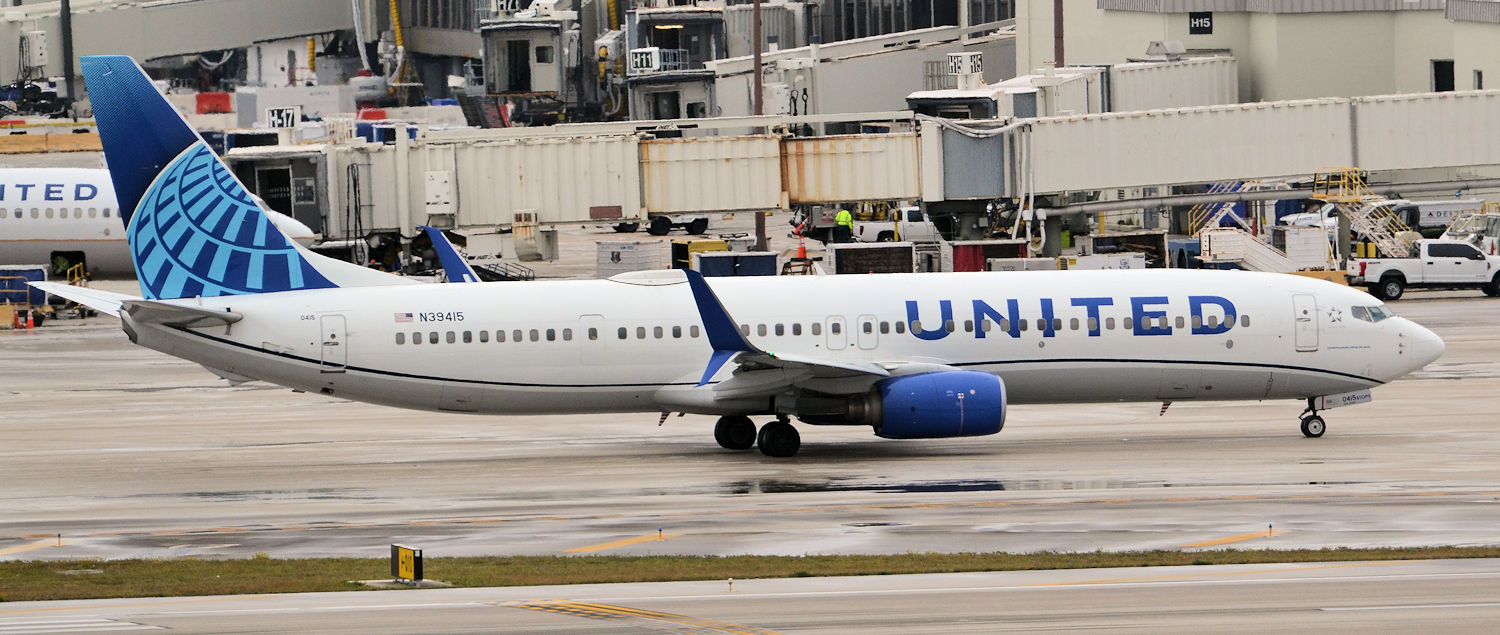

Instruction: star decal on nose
[1327,307,1343,323]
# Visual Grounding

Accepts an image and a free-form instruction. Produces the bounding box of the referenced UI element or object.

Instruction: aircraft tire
[757,421,801,458]
[1300,415,1326,438]
[714,415,757,450]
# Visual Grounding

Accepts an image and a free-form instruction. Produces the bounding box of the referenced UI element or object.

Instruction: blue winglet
[683,269,758,386]
[421,226,480,283]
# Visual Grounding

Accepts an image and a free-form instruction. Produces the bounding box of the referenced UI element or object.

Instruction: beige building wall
[1017,0,1494,103]
[1454,22,1500,91]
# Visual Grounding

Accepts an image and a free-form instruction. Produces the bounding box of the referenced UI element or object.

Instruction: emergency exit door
[1292,294,1318,352]
[320,315,347,372]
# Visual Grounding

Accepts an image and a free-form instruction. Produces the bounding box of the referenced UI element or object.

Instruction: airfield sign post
[391,544,423,584]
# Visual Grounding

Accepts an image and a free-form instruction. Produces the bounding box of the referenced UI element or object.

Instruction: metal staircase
[1187,181,1247,236]
[1199,227,1299,273]
[1312,168,1416,258]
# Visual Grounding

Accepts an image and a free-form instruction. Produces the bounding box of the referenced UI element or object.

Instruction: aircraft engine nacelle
[866,371,1007,439]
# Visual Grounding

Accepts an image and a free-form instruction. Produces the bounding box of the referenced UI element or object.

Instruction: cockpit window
[1353,305,1393,323]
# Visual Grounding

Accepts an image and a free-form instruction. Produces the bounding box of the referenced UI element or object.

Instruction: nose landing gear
[1299,399,1327,438]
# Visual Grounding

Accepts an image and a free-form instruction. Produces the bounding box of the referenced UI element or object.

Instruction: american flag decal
[395,312,413,323]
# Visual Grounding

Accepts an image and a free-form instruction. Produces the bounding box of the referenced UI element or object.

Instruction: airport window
[792,323,802,336]
[1105,317,1116,330]
[618,327,627,340]
[653,326,663,339]
[879,322,890,334]
[1123,317,1134,330]
[446,331,456,344]
[636,326,647,339]
[775,324,785,336]
[589,328,598,340]
[463,331,472,343]
[895,321,905,334]
[963,320,973,333]
[536,46,554,64]
[812,323,823,336]
[396,332,406,345]
[479,330,489,343]
[757,324,767,336]
[673,325,683,338]
[497,330,507,342]
[530,329,540,342]
[513,329,523,342]
[1241,315,1250,328]
[429,332,440,344]
[546,328,556,341]
[1070,318,1079,331]
[690,325,701,338]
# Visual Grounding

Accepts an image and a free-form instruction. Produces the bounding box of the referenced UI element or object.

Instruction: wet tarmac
[3,289,1498,561]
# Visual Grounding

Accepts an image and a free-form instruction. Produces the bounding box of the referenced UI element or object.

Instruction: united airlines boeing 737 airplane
[0,167,316,275]
[35,56,1445,457]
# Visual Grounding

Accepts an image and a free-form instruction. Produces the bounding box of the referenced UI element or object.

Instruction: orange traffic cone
[796,237,807,260]
[25,309,34,329]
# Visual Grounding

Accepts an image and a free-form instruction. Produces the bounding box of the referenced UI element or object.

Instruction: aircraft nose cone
[1407,322,1445,370]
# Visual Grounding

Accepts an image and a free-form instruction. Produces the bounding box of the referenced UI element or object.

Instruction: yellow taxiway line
[564,533,682,554]
[0,540,54,556]
[1181,529,1283,549]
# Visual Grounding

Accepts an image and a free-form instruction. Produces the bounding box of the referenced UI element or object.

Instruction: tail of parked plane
[81,55,410,299]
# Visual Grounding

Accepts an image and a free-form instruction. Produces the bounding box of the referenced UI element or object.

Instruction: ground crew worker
[834,207,854,243]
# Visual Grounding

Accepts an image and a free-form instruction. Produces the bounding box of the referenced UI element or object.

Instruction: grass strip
[2,546,1498,603]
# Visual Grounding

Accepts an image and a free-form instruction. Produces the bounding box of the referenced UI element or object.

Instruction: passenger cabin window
[690,325,701,338]
[792,323,802,336]
[812,323,823,336]
[618,327,627,340]
[429,332,439,344]
[480,331,490,343]
[396,332,406,345]
[463,331,472,343]
[446,331,456,344]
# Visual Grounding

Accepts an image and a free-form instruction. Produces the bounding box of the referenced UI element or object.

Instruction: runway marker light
[658,527,663,541]
[728,577,733,593]
[1268,523,1273,538]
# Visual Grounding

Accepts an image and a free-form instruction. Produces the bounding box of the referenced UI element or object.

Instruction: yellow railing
[1310,167,1373,203]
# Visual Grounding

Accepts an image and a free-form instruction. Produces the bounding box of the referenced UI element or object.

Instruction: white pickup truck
[852,206,943,243]
[1347,239,1500,300]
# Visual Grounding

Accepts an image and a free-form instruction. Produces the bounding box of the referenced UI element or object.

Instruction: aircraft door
[579,314,605,362]
[319,314,347,372]
[856,314,878,350]
[1292,294,1318,352]
[825,316,847,350]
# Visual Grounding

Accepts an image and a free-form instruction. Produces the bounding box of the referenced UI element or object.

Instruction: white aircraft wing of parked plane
[33,55,1445,458]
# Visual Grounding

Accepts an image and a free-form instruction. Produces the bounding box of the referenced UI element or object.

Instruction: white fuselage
[121,270,1442,417]
[0,168,313,275]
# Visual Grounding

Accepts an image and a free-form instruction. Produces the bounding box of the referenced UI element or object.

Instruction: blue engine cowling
[874,371,1007,439]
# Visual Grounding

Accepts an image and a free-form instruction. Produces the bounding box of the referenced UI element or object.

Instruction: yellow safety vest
[835,210,853,227]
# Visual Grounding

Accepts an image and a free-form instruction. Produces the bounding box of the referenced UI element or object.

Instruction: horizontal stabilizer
[123,300,242,328]
[28,281,134,317]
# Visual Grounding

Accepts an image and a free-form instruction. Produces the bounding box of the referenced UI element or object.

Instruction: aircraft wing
[683,270,947,399]
[28,281,134,317]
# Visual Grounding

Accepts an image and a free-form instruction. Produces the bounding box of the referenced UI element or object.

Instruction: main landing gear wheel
[714,415,757,450]
[757,421,801,458]
[1300,415,1326,438]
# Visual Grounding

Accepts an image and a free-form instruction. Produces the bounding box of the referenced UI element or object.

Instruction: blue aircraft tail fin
[421,226,481,283]
[81,55,337,300]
